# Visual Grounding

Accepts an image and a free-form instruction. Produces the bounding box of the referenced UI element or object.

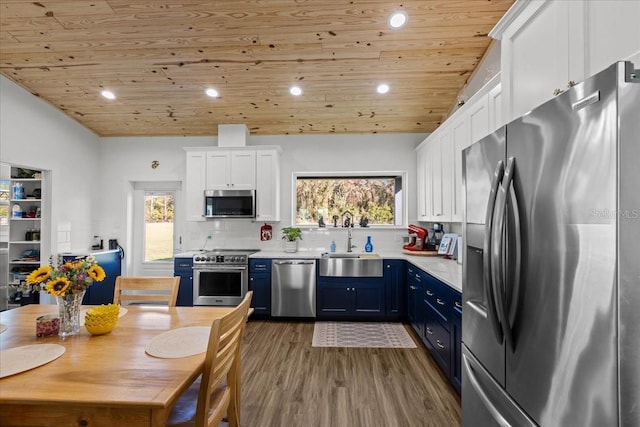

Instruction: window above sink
[292,172,407,228]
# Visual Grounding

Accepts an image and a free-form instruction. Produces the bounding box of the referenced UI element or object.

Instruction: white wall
[98,133,425,254]
[0,76,100,254]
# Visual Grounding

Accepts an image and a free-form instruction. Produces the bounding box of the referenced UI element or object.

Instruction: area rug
[312,322,417,348]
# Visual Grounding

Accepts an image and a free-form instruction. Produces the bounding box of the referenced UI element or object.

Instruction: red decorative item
[260,223,272,241]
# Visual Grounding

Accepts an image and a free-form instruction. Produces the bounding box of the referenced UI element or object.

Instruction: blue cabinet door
[384,259,406,320]
[317,280,350,318]
[249,258,271,315]
[407,265,424,336]
[351,278,385,318]
[249,272,271,315]
[451,294,462,394]
[173,258,193,306]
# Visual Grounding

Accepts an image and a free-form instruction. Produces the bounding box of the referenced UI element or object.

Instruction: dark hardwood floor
[238,320,461,427]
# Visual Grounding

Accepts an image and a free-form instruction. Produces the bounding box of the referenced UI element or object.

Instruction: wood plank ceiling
[0,0,513,137]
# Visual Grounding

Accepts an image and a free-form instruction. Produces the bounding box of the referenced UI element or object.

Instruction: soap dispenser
[330,240,336,253]
[364,236,373,253]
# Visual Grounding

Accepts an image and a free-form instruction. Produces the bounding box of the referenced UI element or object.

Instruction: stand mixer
[403,225,429,251]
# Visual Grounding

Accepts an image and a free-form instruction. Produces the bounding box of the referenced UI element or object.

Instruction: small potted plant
[281,226,302,253]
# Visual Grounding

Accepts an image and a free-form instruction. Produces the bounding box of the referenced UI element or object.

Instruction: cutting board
[402,250,441,257]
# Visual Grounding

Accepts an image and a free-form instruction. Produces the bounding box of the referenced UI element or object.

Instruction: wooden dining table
[0,304,234,427]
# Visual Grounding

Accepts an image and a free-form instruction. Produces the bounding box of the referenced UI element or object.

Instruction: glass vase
[56,291,85,337]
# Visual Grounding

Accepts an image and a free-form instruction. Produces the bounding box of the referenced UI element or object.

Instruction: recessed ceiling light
[289,86,303,96]
[101,90,116,100]
[205,88,219,98]
[388,11,407,29]
[377,83,390,94]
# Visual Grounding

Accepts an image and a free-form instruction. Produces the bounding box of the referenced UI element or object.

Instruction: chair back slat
[196,291,253,427]
[113,276,180,307]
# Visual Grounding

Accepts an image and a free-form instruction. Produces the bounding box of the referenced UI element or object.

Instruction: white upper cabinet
[450,116,470,223]
[255,149,281,222]
[415,75,500,224]
[185,147,281,221]
[205,150,256,190]
[494,0,640,121]
[185,151,207,221]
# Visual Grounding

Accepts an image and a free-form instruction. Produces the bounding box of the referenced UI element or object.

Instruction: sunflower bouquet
[26,255,106,297]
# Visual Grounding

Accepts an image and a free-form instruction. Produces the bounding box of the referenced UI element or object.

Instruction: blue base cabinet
[64,250,121,305]
[173,257,193,306]
[407,262,462,394]
[249,258,271,316]
[384,260,406,320]
[451,294,462,394]
[407,265,425,335]
[317,276,385,320]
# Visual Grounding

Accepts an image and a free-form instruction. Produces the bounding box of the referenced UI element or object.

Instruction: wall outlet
[206,232,213,240]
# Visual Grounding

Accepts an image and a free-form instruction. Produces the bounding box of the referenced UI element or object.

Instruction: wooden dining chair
[166,291,253,427]
[112,276,180,306]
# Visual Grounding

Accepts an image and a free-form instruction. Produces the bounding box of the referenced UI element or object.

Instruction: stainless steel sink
[327,253,360,258]
[319,256,383,277]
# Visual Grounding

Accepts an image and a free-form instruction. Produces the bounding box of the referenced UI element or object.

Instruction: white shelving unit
[6,168,44,307]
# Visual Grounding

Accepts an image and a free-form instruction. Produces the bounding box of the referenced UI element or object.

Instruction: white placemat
[0,324,7,334]
[0,344,66,378]
[145,326,211,359]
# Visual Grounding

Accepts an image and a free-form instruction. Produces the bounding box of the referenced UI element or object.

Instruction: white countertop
[250,250,462,292]
[174,249,462,293]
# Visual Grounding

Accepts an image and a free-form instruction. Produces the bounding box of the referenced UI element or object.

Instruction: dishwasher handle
[273,260,315,265]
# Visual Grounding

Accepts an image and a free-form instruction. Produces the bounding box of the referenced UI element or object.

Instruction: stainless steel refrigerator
[461,61,640,426]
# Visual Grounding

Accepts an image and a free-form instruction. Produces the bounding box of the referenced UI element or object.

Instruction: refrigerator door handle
[507,160,522,351]
[483,160,504,344]
[462,353,512,427]
[493,157,516,350]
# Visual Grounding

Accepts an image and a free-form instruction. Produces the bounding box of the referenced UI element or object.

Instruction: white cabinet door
[434,130,449,222]
[255,149,281,221]
[185,151,206,221]
[501,0,570,120]
[205,151,231,189]
[229,151,256,190]
[488,83,503,132]
[468,87,490,145]
[416,143,430,221]
[450,116,470,223]
[583,0,640,77]
[205,150,256,190]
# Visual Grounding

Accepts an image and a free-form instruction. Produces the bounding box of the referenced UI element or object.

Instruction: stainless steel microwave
[204,189,255,218]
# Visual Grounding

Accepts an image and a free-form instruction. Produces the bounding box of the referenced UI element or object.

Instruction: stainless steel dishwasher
[271,259,316,318]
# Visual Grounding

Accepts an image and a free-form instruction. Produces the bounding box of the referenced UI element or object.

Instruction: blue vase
[364,236,373,253]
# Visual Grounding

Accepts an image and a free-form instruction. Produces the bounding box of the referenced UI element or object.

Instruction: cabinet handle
[250,278,253,281]
[436,340,445,349]
[426,327,433,335]
[409,286,417,290]
[415,274,420,280]
[426,290,434,296]
[455,301,463,309]
[436,298,445,306]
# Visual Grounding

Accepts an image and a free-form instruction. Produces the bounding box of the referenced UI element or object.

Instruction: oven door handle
[195,266,247,271]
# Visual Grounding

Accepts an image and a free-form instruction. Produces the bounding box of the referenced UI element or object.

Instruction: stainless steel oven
[192,250,255,306]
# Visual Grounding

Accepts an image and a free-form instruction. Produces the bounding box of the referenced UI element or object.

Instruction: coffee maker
[425,223,445,250]
[403,224,429,251]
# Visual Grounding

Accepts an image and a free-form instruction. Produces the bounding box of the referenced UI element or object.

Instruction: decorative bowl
[84,304,120,335]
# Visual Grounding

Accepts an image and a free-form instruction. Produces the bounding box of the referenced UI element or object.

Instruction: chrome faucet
[347,227,356,252]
